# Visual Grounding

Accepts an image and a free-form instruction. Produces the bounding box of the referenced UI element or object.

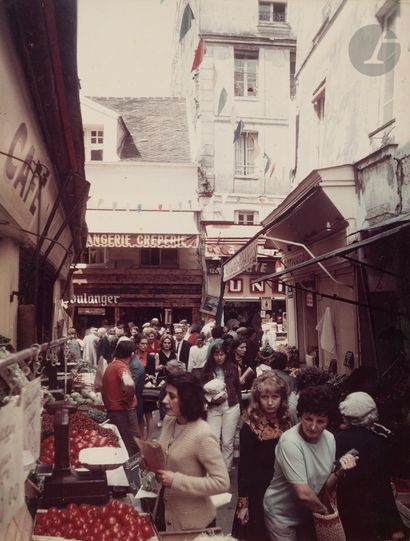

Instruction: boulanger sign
[70,294,120,306]
[87,233,199,249]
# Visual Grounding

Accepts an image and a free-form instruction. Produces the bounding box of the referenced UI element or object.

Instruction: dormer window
[85,127,104,161]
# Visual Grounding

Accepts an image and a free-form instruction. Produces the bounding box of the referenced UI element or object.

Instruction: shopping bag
[313,489,346,541]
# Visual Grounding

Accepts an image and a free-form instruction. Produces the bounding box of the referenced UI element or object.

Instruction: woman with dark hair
[336,392,407,541]
[155,334,177,428]
[155,372,230,532]
[233,372,291,541]
[201,341,242,471]
[134,334,156,440]
[231,338,256,391]
[264,385,358,541]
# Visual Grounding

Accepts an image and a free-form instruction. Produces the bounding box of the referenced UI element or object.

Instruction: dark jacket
[175,339,191,367]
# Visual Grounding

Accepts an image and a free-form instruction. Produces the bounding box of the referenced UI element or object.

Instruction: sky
[77,0,177,97]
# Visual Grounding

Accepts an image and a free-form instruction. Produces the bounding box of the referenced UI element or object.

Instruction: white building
[172,0,296,324]
[74,96,202,332]
[227,0,410,377]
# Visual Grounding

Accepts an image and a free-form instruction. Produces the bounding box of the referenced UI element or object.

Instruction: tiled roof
[89,96,191,163]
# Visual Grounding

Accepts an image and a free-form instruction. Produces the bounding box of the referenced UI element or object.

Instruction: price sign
[19,378,42,470]
[123,453,141,494]
[0,399,25,536]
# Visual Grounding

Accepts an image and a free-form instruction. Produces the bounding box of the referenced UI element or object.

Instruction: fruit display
[40,427,119,468]
[33,501,158,540]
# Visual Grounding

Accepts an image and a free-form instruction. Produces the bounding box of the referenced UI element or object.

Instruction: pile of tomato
[33,501,157,541]
[40,428,120,468]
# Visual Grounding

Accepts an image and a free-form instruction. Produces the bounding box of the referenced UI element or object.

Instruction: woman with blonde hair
[232,372,291,541]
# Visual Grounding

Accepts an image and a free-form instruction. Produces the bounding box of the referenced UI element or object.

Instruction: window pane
[259,2,271,21]
[273,3,286,22]
[90,149,103,161]
[234,58,245,96]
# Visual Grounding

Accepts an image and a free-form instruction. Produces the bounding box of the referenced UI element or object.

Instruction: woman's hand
[236,507,249,525]
[339,451,359,472]
[156,469,175,487]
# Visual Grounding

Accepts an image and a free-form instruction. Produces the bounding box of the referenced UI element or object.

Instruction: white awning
[86,209,199,234]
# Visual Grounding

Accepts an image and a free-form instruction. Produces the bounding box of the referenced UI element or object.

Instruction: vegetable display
[40,428,119,468]
[33,501,157,540]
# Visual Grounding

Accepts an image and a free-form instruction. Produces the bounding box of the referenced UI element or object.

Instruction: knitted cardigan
[158,416,230,531]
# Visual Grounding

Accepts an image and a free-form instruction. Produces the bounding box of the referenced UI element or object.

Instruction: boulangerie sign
[0,398,25,536]
[19,378,42,470]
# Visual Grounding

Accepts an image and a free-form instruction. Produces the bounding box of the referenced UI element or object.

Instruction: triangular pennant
[158,203,163,211]
[179,3,194,42]
[137,204,142,213]
[188,199,192,209]
[233,120,244,143]
[97,198,104,208]
[112,201,118,210]
[191,38,206,71]
[217,88,228,115]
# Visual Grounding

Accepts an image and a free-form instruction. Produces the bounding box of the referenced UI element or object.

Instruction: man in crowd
[173,325,191,367]
[101,339,140,456]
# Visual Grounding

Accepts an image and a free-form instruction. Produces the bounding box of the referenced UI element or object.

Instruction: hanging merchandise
[217,88,228,115]
[191,37,206,71]
[179,3,195,42]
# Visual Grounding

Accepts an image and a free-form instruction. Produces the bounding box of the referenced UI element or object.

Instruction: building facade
[73,97,201,333]
[0,0,88,348]
[227,0,410,378]
[172,0,295,324]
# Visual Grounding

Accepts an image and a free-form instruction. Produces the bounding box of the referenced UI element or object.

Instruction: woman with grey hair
[335,391,407,541]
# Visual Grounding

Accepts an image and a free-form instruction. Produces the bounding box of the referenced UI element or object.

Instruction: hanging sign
[223,238,258,281]
[87,233,199,249]
[261,297,272,311]
[19,378,42,471]
[0,398,25,536]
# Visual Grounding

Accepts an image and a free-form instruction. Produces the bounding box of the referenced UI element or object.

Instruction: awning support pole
[266,236,352,288]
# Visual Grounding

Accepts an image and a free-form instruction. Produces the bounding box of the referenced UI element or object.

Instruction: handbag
[313,489,346,541]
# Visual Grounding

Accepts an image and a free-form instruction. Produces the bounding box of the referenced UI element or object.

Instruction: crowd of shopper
[69,317,408,540]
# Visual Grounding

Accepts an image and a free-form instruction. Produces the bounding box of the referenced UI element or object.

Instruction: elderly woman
[156,372,230,532]
[264,385,358,541]
[233,372,291,541]
[336,392,407,541]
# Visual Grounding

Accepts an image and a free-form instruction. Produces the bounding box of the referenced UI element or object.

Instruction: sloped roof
[88,96,191,163]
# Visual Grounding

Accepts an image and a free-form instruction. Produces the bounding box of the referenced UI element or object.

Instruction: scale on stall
[41,401,109,507]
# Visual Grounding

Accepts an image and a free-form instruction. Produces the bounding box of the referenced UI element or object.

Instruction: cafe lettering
[87,233,199,249]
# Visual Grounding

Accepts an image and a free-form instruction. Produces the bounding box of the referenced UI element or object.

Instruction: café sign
[87,233,199,249]
[223,239,258,281]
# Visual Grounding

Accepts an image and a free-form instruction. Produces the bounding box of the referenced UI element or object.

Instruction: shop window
[86,247,106,265]
[235,132,257,176]
[140,248,178,267]
[234,50,258,97]
[259,1,287,22]
[235,210,259,225]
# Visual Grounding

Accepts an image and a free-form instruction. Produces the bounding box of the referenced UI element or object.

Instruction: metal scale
[42,401,109,507]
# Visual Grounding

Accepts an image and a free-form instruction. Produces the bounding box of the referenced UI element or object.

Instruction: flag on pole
[217,88,228,115]
[191,38,206,71]
[180,4,194,42]
[264,153,271,176]
[233,120,244,143]
[250,133,261,159]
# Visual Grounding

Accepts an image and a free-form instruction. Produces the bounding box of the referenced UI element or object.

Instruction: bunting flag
[250,133,261,159]
[179,3,194,42]
[236,196,241,203]
[97,198,104,208]
[112,201,118,210]
[137,204,142,213]
[191,38,206,71]
[217,88,228,115]
[264,152,271,176]
[178,201,183,210]
[87,195,92,201]
[158,203,163,210]
[233,120,244,143]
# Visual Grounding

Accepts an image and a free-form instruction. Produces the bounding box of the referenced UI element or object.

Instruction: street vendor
[101,339,140,456]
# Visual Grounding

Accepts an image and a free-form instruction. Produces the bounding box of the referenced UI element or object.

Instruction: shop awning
[86,209,199,235]
[223,165,356,280]
[251,221,410,284]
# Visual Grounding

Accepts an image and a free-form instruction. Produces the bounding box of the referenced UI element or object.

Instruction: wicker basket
[313,490,346,541]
